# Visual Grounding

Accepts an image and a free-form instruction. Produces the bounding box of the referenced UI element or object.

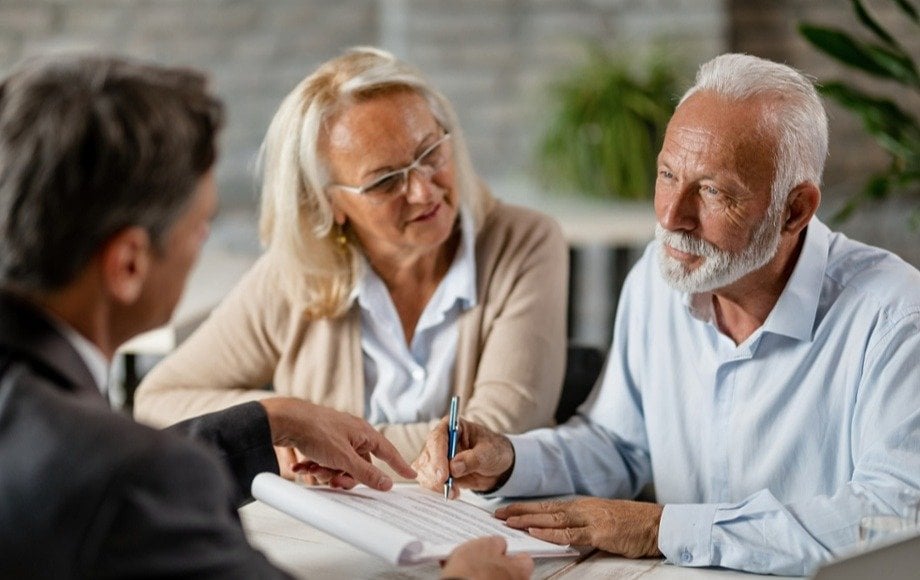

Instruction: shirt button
[681,551,693,563]
[411,368,426,381]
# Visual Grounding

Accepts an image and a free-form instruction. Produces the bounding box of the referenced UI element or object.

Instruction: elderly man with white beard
[412,53,920,576]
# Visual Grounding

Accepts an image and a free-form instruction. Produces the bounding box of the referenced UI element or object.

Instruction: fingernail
[435,468,444,481]
[452,460,465,475]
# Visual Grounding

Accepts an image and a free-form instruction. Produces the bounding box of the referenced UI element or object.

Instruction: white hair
[680,53,828,215]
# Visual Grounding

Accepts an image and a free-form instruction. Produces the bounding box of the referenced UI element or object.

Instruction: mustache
[655,225,722,258]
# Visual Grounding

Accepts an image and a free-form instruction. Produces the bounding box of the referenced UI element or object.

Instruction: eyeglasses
[328,132,452,205]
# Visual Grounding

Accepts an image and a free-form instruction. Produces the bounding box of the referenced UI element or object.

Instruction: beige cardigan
[134,200,568,465]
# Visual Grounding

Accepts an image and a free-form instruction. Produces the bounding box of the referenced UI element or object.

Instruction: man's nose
[656,186,698,232]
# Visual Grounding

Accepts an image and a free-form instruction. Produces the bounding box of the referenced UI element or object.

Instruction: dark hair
[0,54,224,291]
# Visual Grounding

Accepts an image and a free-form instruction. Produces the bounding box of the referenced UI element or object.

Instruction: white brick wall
[1,0,915,266]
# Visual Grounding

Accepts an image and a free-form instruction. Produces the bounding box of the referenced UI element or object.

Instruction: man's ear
[99,227,151,305]
[782,182,821,236]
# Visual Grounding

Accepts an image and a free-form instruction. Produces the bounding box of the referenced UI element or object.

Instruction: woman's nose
[403,168,440,204]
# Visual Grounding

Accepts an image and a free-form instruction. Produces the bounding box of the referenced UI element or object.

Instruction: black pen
[444,395,460,499]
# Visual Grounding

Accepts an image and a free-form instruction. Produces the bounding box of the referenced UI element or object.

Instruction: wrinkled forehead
[663,91,778,187]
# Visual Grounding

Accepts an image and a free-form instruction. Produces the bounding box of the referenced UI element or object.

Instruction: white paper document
[251,472,577,565]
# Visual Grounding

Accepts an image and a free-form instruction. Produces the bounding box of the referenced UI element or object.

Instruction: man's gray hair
[680,53,828,212]
[0,54,223,292]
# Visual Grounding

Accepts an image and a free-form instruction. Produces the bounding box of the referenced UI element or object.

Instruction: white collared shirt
[357,210,477,424]
[49,316,109,395]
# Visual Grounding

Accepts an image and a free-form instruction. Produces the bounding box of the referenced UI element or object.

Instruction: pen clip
[445,396,460,499]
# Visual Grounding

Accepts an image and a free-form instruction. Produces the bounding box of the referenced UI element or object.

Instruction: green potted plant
[799,0,920,227]
[535,47,680,201]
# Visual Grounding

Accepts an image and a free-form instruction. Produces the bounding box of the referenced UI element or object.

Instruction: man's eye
[367,173,403,195]
[701,185,720,196]
[658,169,674,180]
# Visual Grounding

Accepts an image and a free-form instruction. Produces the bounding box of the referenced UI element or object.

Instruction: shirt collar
[682,216,829,342]
[47,316,110,395]
[356,209,478,316]
[760,216,828,341]
[441,208,478,309]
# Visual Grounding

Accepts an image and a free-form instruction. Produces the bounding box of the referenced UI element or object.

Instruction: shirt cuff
[484,434,543,498]
[659,503,718,567]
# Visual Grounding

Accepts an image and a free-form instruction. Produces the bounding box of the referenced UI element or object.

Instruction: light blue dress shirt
[497,218,920,575]
[358,210,477,425]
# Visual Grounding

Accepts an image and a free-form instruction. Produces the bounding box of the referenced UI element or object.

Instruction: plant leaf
[818,81,920,160]
[890,0,919,23]
[798,24,920,87]
[831,196,860,224]
[535,46,678,199]
[865,173,892,199]
[853,0,898,48]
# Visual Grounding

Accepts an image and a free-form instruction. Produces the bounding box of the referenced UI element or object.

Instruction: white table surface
[239,490,792,580]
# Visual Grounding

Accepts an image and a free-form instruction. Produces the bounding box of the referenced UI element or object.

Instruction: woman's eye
[421,150,441,168]
[367,174,403,195]
[658,169,674,180]
[701,184,719,196]
[419,145,447,169]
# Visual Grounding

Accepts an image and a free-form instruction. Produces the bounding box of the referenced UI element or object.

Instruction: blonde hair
[258,46,489,317]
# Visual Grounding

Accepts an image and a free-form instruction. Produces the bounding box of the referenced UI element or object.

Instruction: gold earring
[336,223,347,248]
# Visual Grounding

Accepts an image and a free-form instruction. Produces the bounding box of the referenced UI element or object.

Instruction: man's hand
[495,498,663,559]
[413,417,515,498]
[260,397,415,491]
[440,537,533,580]
[274,446,301,480]
[274,446,324,484]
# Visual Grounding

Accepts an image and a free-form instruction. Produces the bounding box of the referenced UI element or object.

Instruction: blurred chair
[555,344,606,424]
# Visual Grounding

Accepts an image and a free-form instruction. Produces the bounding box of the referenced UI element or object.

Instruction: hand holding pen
[444,395,460,499]
[412,399,518,499]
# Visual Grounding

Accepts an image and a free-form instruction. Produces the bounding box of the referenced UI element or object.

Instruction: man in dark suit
[0,54,533,579]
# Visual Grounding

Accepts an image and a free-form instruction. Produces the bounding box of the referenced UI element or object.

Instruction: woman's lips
[411,203,441,222]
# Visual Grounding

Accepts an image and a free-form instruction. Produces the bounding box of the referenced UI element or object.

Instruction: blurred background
[1,0,917,349]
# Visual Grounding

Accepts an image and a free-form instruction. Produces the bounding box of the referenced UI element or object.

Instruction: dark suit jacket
[0,292,290,578]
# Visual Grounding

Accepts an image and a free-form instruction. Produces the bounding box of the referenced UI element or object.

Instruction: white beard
[656,209,783,293]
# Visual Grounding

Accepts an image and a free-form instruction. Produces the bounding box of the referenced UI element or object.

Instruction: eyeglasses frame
[326,132,452,205]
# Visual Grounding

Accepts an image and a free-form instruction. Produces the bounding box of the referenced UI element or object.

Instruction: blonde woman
[134,47,567,479]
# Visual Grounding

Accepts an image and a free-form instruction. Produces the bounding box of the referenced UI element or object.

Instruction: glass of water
[858,488,920,548]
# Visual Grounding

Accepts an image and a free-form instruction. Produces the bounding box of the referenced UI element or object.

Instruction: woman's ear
[783,182,821,235]
[332,201,347,226]
[98,227,151,305]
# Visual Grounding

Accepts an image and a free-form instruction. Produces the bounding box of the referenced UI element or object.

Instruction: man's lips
[665,244,700,263]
